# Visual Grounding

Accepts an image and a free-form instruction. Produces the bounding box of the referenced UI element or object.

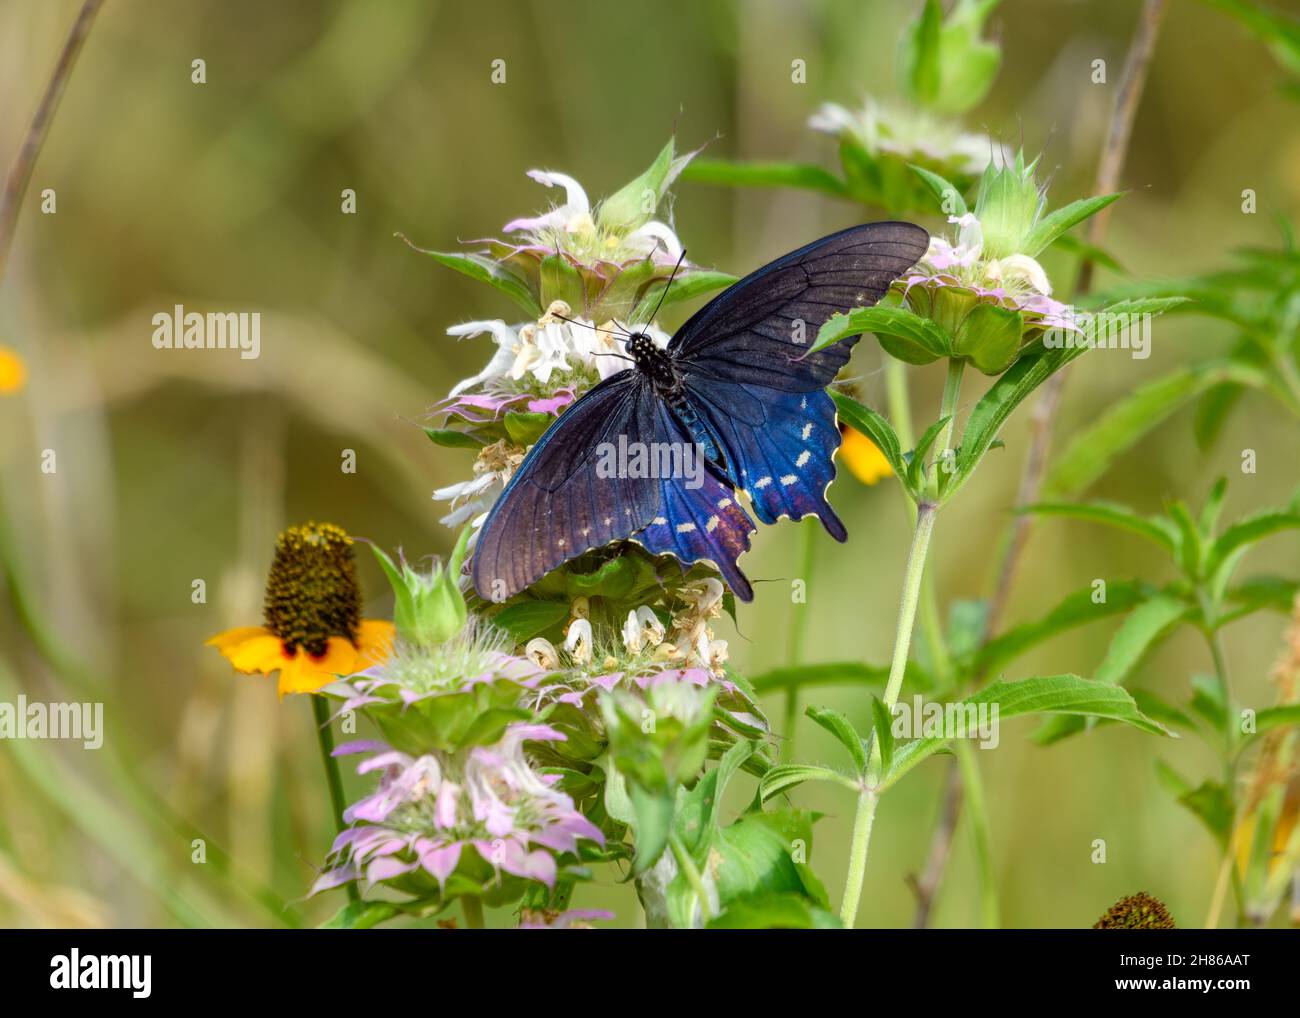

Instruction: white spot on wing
[705,515,720,532]
[676,522,697,534]
[754,476,772,489]
[796,450,811,467]
[780,474,797,486]
[801,423,813,440]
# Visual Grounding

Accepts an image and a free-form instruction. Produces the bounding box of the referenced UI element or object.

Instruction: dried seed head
[1093,892,1176,929]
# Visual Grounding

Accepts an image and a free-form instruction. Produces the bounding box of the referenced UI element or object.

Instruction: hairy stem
[841,500,939,927]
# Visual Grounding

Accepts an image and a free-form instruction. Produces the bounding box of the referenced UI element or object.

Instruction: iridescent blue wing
[471,371,662,601]
[682,378,847,539]
[633,402,759,601]
[668,221,929,392]
[663,222,927,542]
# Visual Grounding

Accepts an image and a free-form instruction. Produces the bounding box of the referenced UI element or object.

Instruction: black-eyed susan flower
[0,345,26,395]
[207,522,393,696]
[840,424,894,485]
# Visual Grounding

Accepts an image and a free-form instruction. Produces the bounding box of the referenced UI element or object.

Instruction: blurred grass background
[0,0,1297,928]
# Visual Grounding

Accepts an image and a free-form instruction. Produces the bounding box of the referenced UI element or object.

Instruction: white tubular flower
[563,618,594,666]
[525,637,560,671]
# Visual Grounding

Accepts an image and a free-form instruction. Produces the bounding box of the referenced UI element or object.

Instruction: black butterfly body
[470,221,929,603]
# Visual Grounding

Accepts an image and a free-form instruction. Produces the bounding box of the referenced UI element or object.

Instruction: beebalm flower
[893,153,1103,375]
[464,140,712,324]
[311,724,603,897]
[432,439,526,530]
[207,522,393,696]
[810,98,1005,178]
[444,305,670,404]
[1092,892,1176,929]
[0,345,27,394]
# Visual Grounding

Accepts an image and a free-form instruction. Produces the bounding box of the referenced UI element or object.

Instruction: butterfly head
[627,331,678,392]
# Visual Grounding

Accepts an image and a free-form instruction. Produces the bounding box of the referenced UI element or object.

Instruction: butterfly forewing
[669,221,930,392]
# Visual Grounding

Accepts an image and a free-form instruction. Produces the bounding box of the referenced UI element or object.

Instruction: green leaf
[881,675,1170,790]
[909,164,967,215]
[1223,574,1300,622]
[971,580,1155,678]
[629,784,675,877]
[1199,477,1230,537]
[1189,674,1228,732]
[1044,360,1266,497]
[630,270,737,325]
[682,159,848,198]
[408,245,540,317]
[707,892,841,929]
[424,427,485,450]
[813,305,950,361]
[503,410,553,447]
[1022,500,1179,553]
[907,415,950,495]
[1132,689,1196,732]
[1178,780,1234,844]
[1255,704,1300,736]
[1094,595,1189,685]
[539,253,586,309]
[829,390,909,482]
[1021,193,1123,257]
[1205,511,1300,591]
[750,661,888,693]
[758,764,858,802]
[952,343,1085,497]
[806,705,868,775]
[491,600,570,642]
[1193,381,1245,451]
[1088,296,1193,317]
[871,697,896,772]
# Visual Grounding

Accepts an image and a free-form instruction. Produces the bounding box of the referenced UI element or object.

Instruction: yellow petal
[840,426,893,486]
[0,346,27,395]
[206,626,272,651]
[355,619,395,667]
[226,634,288,674]
[277,638,358,696]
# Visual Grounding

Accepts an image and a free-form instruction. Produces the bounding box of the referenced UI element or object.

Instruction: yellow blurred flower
[207,522,394,696]
[0,345,27,394]
[839,425,893,485]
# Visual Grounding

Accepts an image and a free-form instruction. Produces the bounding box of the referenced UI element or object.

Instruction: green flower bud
[900,282,1026,375]
[973,150,1044,260]
[371,528,471,649]
[597,138,691,234]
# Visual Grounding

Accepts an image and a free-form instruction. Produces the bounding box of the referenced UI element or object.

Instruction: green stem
[782,519,818,761]
[311,695,358,903]
[461,895,484,929]
[840,361,962,928]
[670,831,714,925]
[840,500,939,927]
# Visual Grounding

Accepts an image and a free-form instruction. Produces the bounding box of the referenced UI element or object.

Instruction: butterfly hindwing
[683,377,847,538]
[471,372,662,601]
[669,221,930,392]
[633,402,758,601]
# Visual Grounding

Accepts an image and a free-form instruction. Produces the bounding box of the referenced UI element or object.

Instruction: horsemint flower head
[1092,891,1176,929]
[311,723,603,900]
[418,139,729,328]
[0,345,26,395]
[432,305,672,534]
[889,150,1120,374]
[327,533,551,754]
[810,98,1006,179]
[207,522,394,696]
[523,579,768,756]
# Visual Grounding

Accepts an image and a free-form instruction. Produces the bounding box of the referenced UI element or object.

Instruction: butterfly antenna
[644,248,687,328]
[549,311,634,340]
